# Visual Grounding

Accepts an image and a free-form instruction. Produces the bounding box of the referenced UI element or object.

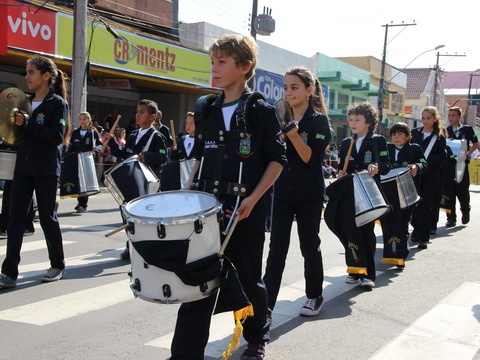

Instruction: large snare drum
[353,171,390,227]
[60,152,100,198]
[380,167,420,209]
[123,191,223,304]
[0,150,16,180]
[447,138,468,183]
[104,155,159,205]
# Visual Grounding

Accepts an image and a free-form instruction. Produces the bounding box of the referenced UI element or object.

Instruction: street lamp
[464,68,480,124]
[389,44,445,83]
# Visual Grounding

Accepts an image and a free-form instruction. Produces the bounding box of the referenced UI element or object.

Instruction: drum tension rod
[126,222,135,235]
[157,224,166,239]
[194,220,203,234]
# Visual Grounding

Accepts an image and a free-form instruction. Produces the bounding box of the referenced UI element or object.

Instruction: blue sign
[253,69,284,104]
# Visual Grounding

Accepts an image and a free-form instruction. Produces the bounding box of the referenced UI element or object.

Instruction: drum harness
[192,92,265,238]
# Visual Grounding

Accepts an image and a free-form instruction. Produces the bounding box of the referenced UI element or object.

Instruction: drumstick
[101,115,122,154]
[104,224,126,237]
[170,120,177,149]
[342,137,355,173]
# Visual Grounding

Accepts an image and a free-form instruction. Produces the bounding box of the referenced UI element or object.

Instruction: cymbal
[0,87,31,146]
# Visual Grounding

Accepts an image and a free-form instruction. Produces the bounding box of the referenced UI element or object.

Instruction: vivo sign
[4,3,56,54]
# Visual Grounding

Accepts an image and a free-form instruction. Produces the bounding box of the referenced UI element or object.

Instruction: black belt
[191,179,247,197]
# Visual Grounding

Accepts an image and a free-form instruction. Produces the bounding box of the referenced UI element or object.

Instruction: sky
[178,0,479,73]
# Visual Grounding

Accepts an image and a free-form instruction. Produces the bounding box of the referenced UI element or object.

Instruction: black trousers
[263,198,324,310]
[2,174,64,279]
[77,195,89,208]
[171,230,269,359]
[447,165,471,221]
[0,180,34,232]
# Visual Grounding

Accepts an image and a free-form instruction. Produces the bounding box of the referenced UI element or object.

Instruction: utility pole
[250,0,258,40]
[432,52,466,108]
[377,22,416,129]
[71,0,88,128]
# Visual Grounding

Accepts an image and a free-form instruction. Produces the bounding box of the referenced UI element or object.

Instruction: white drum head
[124,190,220,225]
[380,167,409,182]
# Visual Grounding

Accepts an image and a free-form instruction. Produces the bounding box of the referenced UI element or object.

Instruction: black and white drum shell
[0,150,16,180]
[380,167,420,209]
[353,171,390,227]
[123,191,223,304]
[104,155,159,205]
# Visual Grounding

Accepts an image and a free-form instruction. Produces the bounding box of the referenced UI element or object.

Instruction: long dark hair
[285,66,328,115]
[27,56,72,146]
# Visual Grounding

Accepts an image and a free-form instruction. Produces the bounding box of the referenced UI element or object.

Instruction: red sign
[6,0,56,54]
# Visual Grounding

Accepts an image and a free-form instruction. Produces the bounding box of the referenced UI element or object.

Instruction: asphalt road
[0,184,479,360]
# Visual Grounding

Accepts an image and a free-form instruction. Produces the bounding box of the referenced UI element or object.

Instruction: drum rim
[380,167,410,182]
[123,190,222,225]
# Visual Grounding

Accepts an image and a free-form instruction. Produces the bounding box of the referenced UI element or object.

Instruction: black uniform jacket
[274,108,332,202]
[195,91,287,232]
[411,127,446,168]
[387,142,428,173]
[14,89,68,178]
[338,131,391,176]
[109,126,167,177]
[171,135,202,161]
[446,124,479,151]
[69,128,102,153]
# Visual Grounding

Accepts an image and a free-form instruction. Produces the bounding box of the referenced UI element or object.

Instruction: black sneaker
[445,219,456,228]
[240,343,266,360]
[461,213,470,225]
[299,295,324,316]
[418,242,428,249]
[120,248,130,260]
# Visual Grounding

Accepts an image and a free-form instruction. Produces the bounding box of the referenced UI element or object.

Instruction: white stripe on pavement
[146,266,373,358]
[371,281,480,360]
[0,240,75,255]
[0,280,132,326]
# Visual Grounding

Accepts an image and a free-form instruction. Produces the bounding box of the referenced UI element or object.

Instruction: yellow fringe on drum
[381,258,405,266]
[346,266,368,275]
[222,304,254,360]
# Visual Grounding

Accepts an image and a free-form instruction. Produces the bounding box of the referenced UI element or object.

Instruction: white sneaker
[361,278,375,288]
[345,276,359,284]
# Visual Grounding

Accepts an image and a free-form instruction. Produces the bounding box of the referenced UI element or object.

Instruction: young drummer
[410,106,446,249]
[67,111,102,213]
[324,102,390,288]
[172,34,286,360]
[444,106,479,227]
[380,122,427,268]
[105,99,168,260]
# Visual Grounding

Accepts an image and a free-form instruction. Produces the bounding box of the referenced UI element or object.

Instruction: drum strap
[191,179,247,197]
[144,129,159,152]
[423,135,437,159]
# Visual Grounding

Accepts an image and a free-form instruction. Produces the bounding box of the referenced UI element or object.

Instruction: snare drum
[0,150,16,180]
[60,152,100,198]
[104,155,160,205]
[123,191,223,304]
[380,167,420,209]
[446,138,468,183]
[353,171,390,227]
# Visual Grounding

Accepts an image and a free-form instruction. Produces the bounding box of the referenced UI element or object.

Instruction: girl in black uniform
[324,102,391,288]
[263,67,331,318]
[0,56,71,288]
[410,106,446,249]
[380,122,428,267]
[67,111,102,213]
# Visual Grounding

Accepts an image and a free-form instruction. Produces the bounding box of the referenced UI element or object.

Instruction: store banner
[4,0,56,55]
[56,13,212,88]
[253,69,284,105]
[0,0,7,55]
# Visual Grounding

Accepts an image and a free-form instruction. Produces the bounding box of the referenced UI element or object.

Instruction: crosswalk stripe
[0,280,132,326]
[371,281,480,359]
[146,265,373,358]
[0,240,75,255]
[17,248,124,280]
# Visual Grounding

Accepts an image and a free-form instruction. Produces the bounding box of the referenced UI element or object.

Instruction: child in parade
[324,102,390,288]
[105,99,168,261]
[67,111,102,213]
[0,56,71,288]
[444,106,479,227]
[263,67,331,318]
[171,34,286,360]
[410,106,447,249]
[380,122,428,268]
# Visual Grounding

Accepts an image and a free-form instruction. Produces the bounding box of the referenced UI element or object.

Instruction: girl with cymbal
[0,56,71,288]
